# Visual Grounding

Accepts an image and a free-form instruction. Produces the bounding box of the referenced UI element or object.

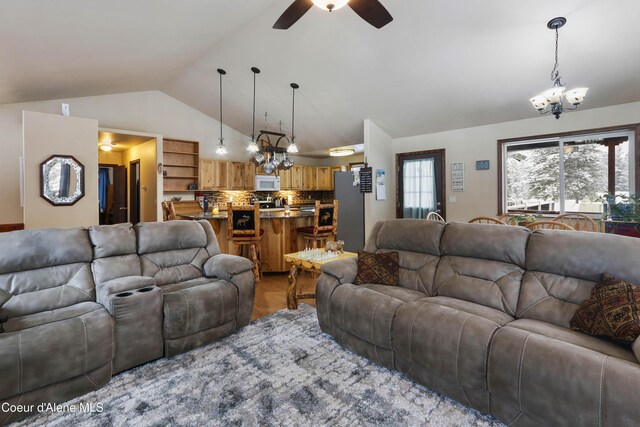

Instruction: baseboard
[0,223,24,233]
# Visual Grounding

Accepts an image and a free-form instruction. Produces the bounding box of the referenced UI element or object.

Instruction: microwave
[255,175,280,192]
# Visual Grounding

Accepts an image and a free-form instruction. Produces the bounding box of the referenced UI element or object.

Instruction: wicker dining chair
[525,221,576,231]
[468,216,508,225]
[552,213,600,232]
[426,212,445,222]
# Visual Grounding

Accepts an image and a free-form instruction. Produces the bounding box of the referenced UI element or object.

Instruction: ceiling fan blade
[348,0,393,29]
[273,0,314,30]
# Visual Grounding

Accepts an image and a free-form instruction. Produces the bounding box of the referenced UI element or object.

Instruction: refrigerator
[334,172,365,252]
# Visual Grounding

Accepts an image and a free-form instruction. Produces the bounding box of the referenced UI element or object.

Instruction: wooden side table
[284,250,357,309]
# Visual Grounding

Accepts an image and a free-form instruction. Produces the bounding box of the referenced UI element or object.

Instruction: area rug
[14,304,504,426]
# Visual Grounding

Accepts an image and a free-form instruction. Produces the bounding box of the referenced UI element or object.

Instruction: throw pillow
[570,273,640,343]
[354,251,400,287]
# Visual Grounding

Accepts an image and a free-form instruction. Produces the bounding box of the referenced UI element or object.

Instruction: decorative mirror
[40,155,85,206]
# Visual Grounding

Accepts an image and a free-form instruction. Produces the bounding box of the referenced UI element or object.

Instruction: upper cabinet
[200,159,215,190]
[291,166,303,190]
[244,163,255,191]
[163,139,199,192]
[303,166,317,190]
[229,162,244,190]
[316,166,332,190]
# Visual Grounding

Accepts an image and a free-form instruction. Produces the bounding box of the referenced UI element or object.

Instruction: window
[501,129,636,215]
[402,158,437,218]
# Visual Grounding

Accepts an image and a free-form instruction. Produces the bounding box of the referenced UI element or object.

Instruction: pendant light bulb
[216,143,227,155]
[247,139,259,152]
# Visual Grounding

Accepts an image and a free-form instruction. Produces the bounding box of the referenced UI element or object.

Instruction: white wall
[393,101,640,222]
[364,119,396,237]
[0,90,253,224]
[23,111,99,228]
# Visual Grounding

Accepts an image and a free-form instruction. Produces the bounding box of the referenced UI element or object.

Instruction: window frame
[497,123,640,216]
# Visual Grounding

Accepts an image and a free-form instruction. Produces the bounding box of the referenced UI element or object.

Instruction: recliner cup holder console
[137,287,154,293]
[115,292,133,297]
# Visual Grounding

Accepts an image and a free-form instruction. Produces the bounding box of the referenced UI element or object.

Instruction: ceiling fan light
[565,87,589,105]
[529,95,549,111]
[542,86,565,104]
[312,0,349,11]
[329,148,355,157]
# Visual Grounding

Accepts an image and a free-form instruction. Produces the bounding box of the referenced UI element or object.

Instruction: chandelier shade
[529,17,588,119]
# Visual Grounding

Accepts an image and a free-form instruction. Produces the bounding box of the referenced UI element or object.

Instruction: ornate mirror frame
[40,155,85,206]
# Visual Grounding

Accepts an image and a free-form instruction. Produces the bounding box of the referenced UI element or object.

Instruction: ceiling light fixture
[216,68,228,155]
[99,141,116,152]
[287,83,299,154]
[312,0,349,12]
[247,67,260,153]
[530,17,588,119]
[329,148,355,157]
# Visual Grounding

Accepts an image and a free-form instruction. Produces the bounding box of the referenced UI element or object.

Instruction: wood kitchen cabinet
[291,166,303,190]
[244,162,255,190]
[229,162,244,190]
[330,166,341,189]
[200,159,215,190]
[303,166,317,190]
[215,160,229,189]
[279,168,292,190]
[316,166,332,190]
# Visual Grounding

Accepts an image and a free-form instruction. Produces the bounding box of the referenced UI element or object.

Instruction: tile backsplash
[196,190,335,207]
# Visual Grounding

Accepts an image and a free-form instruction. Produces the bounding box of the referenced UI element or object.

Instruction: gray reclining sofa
[0,219,254,424]
[317,219,640,426]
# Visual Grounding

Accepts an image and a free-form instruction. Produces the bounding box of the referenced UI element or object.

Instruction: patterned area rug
[15,304,504,426]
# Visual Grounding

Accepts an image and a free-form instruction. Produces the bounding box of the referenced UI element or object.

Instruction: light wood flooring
[250,272,317,321]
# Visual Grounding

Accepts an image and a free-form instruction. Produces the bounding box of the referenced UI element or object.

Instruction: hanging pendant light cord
[252,72,256,140]
[550,27,560,82]
[219,71,223,143]
[291,86,296,141]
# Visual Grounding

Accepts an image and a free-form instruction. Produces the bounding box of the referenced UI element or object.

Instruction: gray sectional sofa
[317,219,640,426]
[0,220,254,424]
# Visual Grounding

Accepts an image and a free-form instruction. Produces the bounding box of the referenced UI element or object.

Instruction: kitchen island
[178,209,322,273]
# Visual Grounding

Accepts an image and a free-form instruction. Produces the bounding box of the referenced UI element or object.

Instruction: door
[129,161,140,224]
[396,150,445,220]
[111,165,128,224]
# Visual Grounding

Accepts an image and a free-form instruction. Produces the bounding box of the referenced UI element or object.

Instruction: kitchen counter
[176,209,324,273]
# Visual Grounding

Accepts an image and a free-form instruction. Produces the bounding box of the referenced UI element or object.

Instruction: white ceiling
[1,0,639,155]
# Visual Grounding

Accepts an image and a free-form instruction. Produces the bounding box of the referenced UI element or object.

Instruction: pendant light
[216,68,227,155]
[247,67,260,152]
[287,83,299,154]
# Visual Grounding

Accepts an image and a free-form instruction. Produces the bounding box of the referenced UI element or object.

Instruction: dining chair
[297,200,338,248]
[468,216,508,225]
[426,212,445,222]
[552,213,600,232]
[227,203,263,284]
[161,201,177,221]
[525,221,576,231]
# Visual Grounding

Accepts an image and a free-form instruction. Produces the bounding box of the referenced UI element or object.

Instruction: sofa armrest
[204,254,253,280]
[320,257,358,284]
[96,276,157,308]
[634,337,640,362]
[204,254,255,328]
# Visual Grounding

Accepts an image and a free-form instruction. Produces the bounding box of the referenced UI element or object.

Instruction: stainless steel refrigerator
[334,171,365,252]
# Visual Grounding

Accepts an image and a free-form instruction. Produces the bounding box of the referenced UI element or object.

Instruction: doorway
[130,160,141,224]
[98,163,127,225]
[396,149,446,219]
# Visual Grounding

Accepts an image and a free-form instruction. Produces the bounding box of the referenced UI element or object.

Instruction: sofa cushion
[488,322,640,426]
[433,222,529,316]
[0,302,113,400]
[363,220,444,294]
[0,228,95,318]
[518,230,640,328]
[161,278,238,340]
[88,223,136,259]
[330,283,426,350]
[394,298,513,413]
[570,273,640,343]
[354,251,399,286]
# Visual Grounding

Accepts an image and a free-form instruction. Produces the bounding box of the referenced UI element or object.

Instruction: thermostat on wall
[476,160,490,170]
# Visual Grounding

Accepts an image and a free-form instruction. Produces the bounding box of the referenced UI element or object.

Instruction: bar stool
[161,201,176,221]
[297,200,338,249]
[227,203,263,284]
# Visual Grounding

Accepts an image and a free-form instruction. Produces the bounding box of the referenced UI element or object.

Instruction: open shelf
[163,139,199,192]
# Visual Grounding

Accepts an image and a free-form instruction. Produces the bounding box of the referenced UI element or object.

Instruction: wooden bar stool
[227,203,263,284]
[297,200,338,249]
[161,201,177,221]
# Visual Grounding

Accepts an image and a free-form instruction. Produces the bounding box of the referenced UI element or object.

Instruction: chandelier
[529,17,588,119]
[249,78,300,173]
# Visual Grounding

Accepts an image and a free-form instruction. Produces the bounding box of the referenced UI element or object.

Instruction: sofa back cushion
[135,220,221,286]
[434,222,530,315]
[0,227,95,318]
[88,223,140,284]
[363,219,444,294]
[518,229,640,328]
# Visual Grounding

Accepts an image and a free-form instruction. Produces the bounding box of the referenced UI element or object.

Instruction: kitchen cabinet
[215,160,229,189]
[330,166,341,189]
[200,159,215,190]
[279,168,292,190]
[303,166,317,190]
[316,166,332,190]
[291,166,303,190]
[244,163,255,190]
[229,162,244,190]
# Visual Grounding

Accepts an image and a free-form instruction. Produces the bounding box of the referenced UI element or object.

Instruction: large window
[501,129,636,215]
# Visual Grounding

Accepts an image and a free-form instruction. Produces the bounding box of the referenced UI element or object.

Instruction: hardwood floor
[251,271,317,321]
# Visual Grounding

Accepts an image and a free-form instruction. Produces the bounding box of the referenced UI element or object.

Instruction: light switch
[449,195,457,203]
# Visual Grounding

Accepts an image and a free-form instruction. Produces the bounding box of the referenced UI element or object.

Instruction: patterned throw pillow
[570,273,640,343]
[354,251,400,287]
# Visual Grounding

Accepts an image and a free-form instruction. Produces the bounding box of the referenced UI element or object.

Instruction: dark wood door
[129,161,140,224]
[396,149,446,220]
[112,166,128,224]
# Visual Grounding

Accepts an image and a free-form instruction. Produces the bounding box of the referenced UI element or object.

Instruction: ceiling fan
[273,0,393,30]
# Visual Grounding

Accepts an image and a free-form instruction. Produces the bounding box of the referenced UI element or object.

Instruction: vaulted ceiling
[1,0,639,155]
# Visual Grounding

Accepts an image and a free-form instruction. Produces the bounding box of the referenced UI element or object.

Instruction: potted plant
[603,194,640,238]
